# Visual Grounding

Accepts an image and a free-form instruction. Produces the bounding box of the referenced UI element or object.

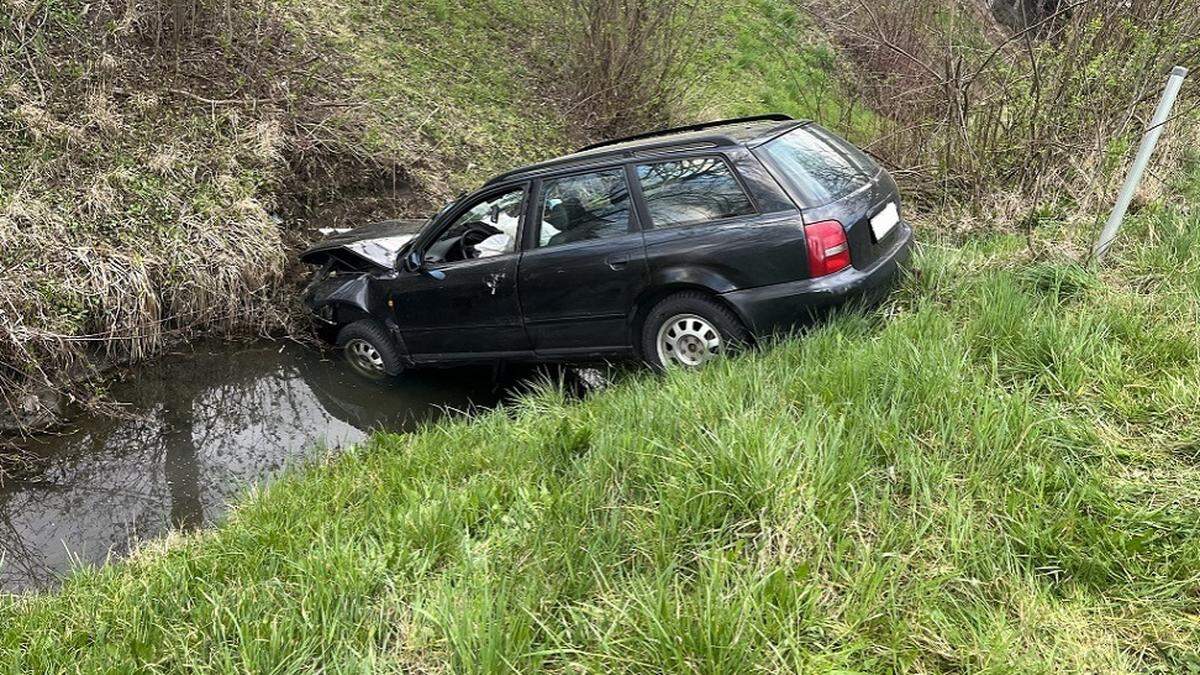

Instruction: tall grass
[690,0,878,136]
[3,200,1200,670]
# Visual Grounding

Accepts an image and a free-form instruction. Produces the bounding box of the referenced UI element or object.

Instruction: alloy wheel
[345,338,387,379]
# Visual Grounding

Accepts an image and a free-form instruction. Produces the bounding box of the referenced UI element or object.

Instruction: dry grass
[542,0,709,140]
[0,0,373,429]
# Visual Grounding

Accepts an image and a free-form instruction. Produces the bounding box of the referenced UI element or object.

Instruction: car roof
[484,114,807,186]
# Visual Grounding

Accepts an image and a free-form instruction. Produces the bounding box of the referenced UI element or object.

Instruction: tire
[336,320,404,380]
[640,292,749,371]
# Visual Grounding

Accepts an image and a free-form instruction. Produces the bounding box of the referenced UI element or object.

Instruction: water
[0,341,502,593]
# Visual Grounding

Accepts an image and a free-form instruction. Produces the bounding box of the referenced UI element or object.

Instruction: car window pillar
[625,162,653,235]
[520,178,544,252]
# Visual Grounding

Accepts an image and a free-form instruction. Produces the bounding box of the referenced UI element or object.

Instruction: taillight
[804,219,851,277]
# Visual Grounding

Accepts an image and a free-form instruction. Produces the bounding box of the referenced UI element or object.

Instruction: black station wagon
[300,114,913,379]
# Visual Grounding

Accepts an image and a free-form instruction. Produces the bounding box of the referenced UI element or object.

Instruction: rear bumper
[721,222,914,336]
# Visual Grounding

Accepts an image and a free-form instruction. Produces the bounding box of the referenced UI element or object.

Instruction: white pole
[1093,65,1189,261]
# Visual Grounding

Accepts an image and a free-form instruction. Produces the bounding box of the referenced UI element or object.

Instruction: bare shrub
[803,0,1200,217]
[551,0,708,139]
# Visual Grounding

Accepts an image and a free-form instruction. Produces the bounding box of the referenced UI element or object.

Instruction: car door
[517,166,649,356]
[387,185,532,360]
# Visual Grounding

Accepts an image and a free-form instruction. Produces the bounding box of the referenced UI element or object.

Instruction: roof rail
[576,114,795,153]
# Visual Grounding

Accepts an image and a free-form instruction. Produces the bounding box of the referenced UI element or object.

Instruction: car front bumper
[721,221,914,337]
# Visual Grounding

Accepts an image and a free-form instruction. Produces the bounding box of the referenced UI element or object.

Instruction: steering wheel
[456,222,502,259]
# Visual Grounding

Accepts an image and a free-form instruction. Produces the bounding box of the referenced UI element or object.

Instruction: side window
[424,188,525,265]
[536,169,633,248]
[635,157,756,228]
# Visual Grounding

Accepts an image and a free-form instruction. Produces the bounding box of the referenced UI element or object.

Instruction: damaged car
[300,114,914,380]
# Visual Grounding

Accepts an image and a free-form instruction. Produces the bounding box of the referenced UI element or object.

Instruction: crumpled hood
[299,219,424,270]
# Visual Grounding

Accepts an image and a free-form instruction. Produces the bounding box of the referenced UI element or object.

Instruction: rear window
[635,157,756,228]
[760,124,878,207]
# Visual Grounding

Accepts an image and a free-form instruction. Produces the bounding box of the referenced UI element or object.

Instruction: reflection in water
[0,341,501,593]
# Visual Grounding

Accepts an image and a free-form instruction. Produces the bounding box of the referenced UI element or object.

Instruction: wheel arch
[328,300,373,326]
[317,300,411,367]
[309,276,411,362]
[310,298,375,344]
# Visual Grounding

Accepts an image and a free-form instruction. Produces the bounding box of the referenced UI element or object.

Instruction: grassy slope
[288,0,570,199]
[7,2,1200,671]
[3,201,1200,670]
[694,0,878,138]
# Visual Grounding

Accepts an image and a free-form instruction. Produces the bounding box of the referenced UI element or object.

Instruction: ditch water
[0,341,504,593]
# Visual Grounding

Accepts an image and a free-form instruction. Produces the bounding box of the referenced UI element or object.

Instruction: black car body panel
[301,114,915,369]
[519,229,650,356]
[389,253,528,360]
[722,221,914,335]
[641,212,812,294]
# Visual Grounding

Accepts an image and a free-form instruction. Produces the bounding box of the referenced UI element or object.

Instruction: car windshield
[760,124,878,207]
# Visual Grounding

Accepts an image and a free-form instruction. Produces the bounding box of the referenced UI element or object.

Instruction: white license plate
[870,202,900,241]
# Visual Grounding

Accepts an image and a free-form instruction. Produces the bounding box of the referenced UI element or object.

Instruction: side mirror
[403,250,445,280]
[402,250,421,272]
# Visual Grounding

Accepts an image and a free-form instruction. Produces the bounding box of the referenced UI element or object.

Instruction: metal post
[1093,66,1189,261]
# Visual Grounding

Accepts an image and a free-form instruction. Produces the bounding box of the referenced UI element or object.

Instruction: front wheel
[640,293,749,371]
[336,320,404,380]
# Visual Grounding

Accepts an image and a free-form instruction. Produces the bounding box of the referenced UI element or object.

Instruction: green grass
[694,0,879,139]
[289,0,572,196]
[4,204,1200,671]
[5,2,1200,670]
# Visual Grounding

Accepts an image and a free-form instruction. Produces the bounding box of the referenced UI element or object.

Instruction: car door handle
[606,253,631,270]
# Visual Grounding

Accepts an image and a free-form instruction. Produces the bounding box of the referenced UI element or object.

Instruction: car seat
[546,197,592,245]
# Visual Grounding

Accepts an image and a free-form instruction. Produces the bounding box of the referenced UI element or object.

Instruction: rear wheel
[641,293,748,371]
[336,320,404,380]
